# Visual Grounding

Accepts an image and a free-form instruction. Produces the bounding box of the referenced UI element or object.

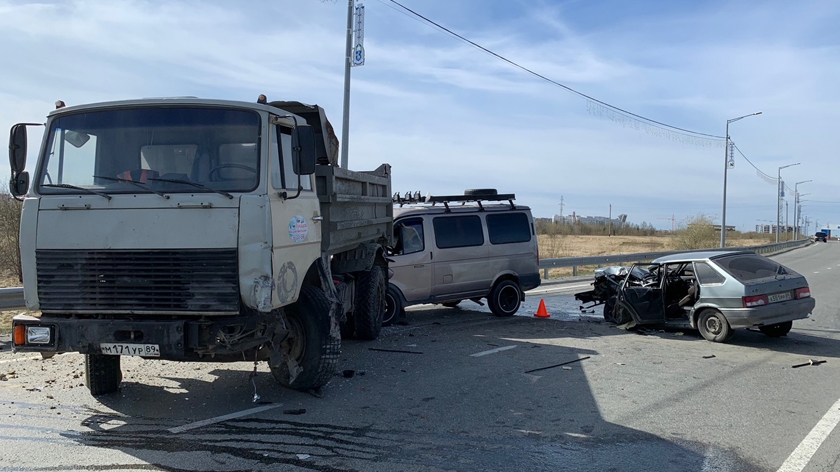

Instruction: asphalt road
[1,243,839,471]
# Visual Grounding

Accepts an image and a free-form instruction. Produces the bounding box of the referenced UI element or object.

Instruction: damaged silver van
[384,190,541,325]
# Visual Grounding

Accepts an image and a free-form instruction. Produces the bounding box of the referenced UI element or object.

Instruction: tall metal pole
[776,163,800,242]
[721,122,730,248]
[340,0,353,169]
[721,111,761,248]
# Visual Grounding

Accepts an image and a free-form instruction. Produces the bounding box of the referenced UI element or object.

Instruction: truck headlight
[26,326,51,344]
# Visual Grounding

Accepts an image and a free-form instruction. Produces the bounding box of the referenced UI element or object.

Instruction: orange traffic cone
[534,299,551,318]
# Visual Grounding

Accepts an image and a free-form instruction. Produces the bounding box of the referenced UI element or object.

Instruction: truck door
[617,263,666,324]
[389,217,432,303]
[268,123,322,307]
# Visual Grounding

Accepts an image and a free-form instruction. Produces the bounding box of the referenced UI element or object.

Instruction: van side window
[393,218,424,255]
[433,215,484,249]
[694,262,725,285]
[487,212,531,244]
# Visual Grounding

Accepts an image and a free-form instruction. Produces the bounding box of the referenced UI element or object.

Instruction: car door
[617,263,666,324]
[389,217,432,303]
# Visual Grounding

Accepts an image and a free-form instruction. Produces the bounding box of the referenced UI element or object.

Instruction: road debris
[284,409,307,415]
[368,348,423,354]
[702,355,716,359]
[341,370,355,378]
[792,359,826,368]
[524,356,591,374]
[296,454,311,460]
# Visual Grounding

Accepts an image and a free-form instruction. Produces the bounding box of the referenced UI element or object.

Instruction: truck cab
[9,98,391,395]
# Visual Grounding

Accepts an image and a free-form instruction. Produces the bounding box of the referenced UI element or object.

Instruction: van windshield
[37,106,260,195]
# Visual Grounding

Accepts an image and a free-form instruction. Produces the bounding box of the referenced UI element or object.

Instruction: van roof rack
[393,190,516,212]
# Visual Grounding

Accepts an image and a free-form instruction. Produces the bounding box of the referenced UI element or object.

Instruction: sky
[2,0,839,232]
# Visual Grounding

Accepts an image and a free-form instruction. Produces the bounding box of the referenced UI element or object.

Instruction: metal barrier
[539,239,811,279]
[0,287,25,310]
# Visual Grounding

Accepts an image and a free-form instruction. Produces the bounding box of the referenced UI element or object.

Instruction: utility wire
[386,0,724,140]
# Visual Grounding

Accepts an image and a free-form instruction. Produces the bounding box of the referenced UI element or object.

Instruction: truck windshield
[37,106,260,195]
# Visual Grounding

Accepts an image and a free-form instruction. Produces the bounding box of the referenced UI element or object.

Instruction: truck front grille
[36,249,239,313]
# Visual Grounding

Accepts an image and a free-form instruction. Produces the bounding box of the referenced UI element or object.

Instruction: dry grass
[538,234,776,278]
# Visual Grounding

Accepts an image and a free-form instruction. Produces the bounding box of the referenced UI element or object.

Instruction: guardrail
[0,287,25,310]
[0,239,813,309]
[539,239,811,279]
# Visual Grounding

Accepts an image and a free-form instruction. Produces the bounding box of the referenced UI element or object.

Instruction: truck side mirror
[292,125,317,175]
[10,171,29,198]
[9,124,28,174]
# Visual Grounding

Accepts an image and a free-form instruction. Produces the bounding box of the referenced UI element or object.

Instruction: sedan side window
[694,262,726,285]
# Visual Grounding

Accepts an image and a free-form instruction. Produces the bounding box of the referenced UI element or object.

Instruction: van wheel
[441,300,461,308]
[384,285,404,327]
[354,265,386,340]
[488,280,522,317]
[270,285,339,391]
[759,321,793,337]
[85,354,122,396]
[697,309,733,343]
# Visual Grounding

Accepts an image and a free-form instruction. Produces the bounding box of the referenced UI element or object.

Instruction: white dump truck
[8,97,392,395]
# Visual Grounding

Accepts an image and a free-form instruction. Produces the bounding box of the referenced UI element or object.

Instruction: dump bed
[315,163,393,255]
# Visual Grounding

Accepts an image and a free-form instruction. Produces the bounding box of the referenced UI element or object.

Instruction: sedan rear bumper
[720,297,815,329]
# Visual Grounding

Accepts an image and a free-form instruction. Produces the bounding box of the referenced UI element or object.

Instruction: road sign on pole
[352,3,365,67]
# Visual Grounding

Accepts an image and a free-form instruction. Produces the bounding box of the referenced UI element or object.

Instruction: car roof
[652,250,755,264]
[394,204,532,218]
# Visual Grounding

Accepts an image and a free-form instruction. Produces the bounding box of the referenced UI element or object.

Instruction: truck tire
[270,284,339,391]
[488,279,522,317]
[354,265,386,340]
[85,354,122,396]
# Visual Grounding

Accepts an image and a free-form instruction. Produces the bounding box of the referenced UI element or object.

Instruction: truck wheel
[383,284,404,327]
[759,321,793,337]
[697,309,733,343]
[85,354,122,396]
[488,280,522,317]
[270,285,339,391]
[354,265,386,340]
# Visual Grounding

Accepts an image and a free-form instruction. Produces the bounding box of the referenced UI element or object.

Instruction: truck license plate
[100,343,160,357]
[767,292,792,303]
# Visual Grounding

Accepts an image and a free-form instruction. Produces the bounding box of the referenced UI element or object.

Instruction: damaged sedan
[575,251,815,342]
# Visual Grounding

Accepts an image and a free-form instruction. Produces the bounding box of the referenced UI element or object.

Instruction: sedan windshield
[37,106,260,195]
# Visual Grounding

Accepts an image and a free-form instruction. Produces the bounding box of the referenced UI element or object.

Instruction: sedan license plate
[100,343,160,357]
[767,291,793,303]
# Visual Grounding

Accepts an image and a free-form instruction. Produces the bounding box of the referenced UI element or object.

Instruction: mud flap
[317,253,343,344]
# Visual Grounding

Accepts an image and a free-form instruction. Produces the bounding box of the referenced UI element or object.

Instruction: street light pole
[793,180,812,240]
[776,163,800,243]
[721,111,762,247]
[340,0,354,169]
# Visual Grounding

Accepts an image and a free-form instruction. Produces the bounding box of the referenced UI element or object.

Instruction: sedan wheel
[697,309,733,343]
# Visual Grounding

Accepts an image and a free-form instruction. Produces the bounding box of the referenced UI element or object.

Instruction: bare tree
[0,186,23,281]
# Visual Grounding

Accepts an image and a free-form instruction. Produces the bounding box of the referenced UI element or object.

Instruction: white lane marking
[814,272,820,274]
[777,396,840,472]
[470,345,517,357]
[168,404,282,433]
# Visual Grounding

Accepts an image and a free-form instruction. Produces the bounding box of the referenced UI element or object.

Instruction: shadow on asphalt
[58,310,765,472]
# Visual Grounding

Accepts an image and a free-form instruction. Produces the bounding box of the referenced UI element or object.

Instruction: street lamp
[777,163,800,242]
[721,112,762,247]
[793,180,812,240]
